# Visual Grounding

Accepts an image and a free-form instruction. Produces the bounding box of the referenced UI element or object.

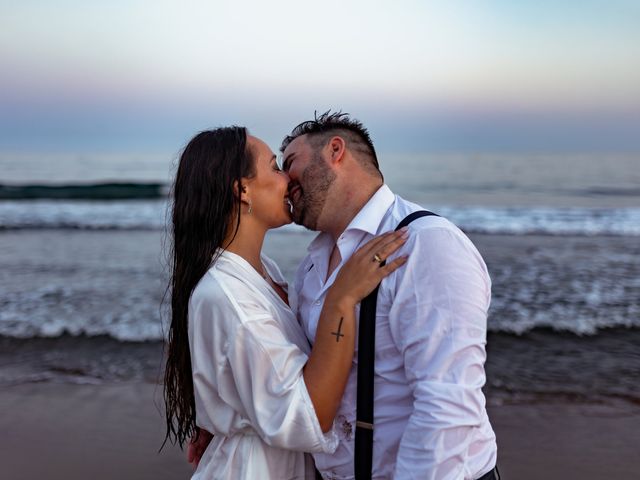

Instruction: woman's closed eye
[272,160,284,173]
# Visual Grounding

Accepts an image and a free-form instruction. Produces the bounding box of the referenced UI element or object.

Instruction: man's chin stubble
[293,209,318,231]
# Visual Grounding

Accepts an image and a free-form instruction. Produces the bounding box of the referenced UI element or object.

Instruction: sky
[1,0,639,152]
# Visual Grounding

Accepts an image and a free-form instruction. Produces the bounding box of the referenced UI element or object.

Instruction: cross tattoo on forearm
[331,317,345,342]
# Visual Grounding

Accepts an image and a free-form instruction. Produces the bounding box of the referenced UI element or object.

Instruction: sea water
[1,151,639,404]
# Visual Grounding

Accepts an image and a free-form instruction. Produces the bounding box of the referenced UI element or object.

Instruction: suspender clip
[355,421,374,430]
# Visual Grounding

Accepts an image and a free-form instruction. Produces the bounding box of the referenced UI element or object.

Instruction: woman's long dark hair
[164,126,255,448]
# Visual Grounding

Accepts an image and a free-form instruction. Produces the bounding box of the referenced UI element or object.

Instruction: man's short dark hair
[281,111,382,179]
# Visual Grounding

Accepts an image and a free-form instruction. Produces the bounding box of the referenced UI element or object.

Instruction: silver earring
[248,200,252,214]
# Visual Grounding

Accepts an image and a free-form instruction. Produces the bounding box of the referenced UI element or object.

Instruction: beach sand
[1,382,639,479]
[0,382,191,480]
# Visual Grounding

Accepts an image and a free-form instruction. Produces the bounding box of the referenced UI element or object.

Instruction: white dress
[188,250,338,480]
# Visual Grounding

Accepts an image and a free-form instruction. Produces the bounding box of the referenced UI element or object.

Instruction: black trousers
[314,465,500,479]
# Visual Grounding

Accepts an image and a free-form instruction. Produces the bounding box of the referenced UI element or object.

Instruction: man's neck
[324,181,383,241]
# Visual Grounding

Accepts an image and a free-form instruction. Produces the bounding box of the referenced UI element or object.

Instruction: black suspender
[354,210,439,480]
[395,210,440,231]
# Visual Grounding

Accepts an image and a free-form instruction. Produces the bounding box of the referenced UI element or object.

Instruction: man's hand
[187,428,214,469]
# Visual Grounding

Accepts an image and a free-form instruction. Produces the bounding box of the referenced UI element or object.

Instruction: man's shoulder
[384,195,486,267]
[386,194,458,234]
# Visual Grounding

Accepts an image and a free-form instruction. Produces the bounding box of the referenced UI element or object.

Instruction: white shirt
[294,185,497,480]
[189,250,338,480]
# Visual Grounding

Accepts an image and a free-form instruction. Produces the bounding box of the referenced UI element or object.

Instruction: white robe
[189,250,338,480]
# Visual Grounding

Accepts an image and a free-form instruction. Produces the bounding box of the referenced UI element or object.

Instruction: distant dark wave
[0,224,161,231]
[0,182,168,200]
[408,183,640,198]
[583,187,640,197]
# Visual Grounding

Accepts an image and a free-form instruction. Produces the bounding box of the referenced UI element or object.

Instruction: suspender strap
[354,210,439,480]
[395,210,439,231]
[354,283,377,479]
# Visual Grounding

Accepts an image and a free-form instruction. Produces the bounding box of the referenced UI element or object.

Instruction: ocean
[1,151,639,406]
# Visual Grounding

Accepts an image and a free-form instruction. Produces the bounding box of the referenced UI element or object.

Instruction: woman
[164,127,407,479]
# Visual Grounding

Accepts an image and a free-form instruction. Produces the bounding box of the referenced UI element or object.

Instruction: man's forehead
[282,135,310,170]
[284,134,310,153]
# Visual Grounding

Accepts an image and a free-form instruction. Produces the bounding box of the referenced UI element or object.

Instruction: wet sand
[1,382,639,479]
[0,382,191,480]
[490,400,640,479]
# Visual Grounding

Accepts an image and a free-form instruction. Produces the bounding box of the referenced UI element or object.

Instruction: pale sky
[1,0,639,152]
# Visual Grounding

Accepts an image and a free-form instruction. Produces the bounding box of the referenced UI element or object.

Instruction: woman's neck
[224,220,267,275]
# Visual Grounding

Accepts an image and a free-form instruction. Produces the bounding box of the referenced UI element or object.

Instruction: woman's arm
[303,228,408,431]
[187,230,408,458]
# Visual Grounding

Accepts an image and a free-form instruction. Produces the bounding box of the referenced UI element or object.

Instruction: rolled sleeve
[226,316,339,454]
[388,227,490,479]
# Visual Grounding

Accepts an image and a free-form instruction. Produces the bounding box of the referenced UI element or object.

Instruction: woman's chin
[271,214,293,229]
[280,216,293,227]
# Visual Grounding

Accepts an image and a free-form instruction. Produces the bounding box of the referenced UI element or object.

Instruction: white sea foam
[1,200,639,235]
[1,268,637,341]
[0,200,167,230]
[440,206,640,236]
[0,284,168,342]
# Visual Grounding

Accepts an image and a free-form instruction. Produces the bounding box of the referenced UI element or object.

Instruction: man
[191,112,498,479]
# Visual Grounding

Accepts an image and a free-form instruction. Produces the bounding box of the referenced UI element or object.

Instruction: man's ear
[327,136,346,164]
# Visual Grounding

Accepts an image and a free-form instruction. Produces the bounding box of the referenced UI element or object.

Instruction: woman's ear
[233,180,251,206]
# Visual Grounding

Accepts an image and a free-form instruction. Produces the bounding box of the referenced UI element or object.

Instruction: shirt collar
[306,184,395,253]
[344,184,395,236]
[307,229,333,254]
[303,184,395,292]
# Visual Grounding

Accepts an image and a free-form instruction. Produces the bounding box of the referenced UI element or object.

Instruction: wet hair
[163,126,255,448]
[281,110,382,179]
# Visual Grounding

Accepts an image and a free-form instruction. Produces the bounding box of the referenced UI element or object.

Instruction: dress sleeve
[190,274,338,454]
[226,316,338,453]
[387,226,491,479]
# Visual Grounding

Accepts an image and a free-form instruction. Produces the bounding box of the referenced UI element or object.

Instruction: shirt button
[315,300,321,306]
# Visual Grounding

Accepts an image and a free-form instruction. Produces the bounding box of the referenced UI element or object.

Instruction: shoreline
[1,382,639,479]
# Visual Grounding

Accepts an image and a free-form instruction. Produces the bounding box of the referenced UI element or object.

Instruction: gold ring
[372,253,383,263]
